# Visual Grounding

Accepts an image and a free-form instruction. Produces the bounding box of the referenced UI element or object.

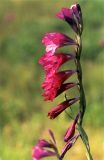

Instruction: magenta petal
[38,139,53,148]
[42,70,76,101]
[57,8,73,19]
[64,112,80,142]
[42,32,77,54]
[64,123,76,142]
[48,97,79,119]
[56,8,78,33]
[39,53,75,74]
[56,82,78,97]
[32,146,56,160]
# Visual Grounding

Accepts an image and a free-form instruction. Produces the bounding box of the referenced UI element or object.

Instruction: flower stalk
[75,21,93,160]
[33,2,93,160]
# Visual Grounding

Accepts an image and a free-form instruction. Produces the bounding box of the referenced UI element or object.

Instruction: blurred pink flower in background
[3,11,16,23]
[100,38,104,47]
[32,145,56,160]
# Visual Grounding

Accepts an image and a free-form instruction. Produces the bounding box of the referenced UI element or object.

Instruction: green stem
[77,60,86,126]
[75,34,93,160]
[75,36,86,125]
[53,143,61,160]
[78,125,93,160]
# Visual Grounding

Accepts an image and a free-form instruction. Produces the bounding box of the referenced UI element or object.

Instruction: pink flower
[48,97,79,119]
[32,137,57,160]
[4,11,16,23]
[37,139,53,148]
[100,38,104,47]
[56,8,78,33]
[42,32,77,54]
[42,70,76,101]
[39,53,75,74]
[32,146,56,160]
[56,3,82,33]
[64,112,80,142]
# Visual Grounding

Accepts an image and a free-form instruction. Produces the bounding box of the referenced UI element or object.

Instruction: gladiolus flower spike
[34,2,93,160]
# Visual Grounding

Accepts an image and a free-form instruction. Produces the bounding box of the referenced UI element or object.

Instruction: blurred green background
[0,0,104,160]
